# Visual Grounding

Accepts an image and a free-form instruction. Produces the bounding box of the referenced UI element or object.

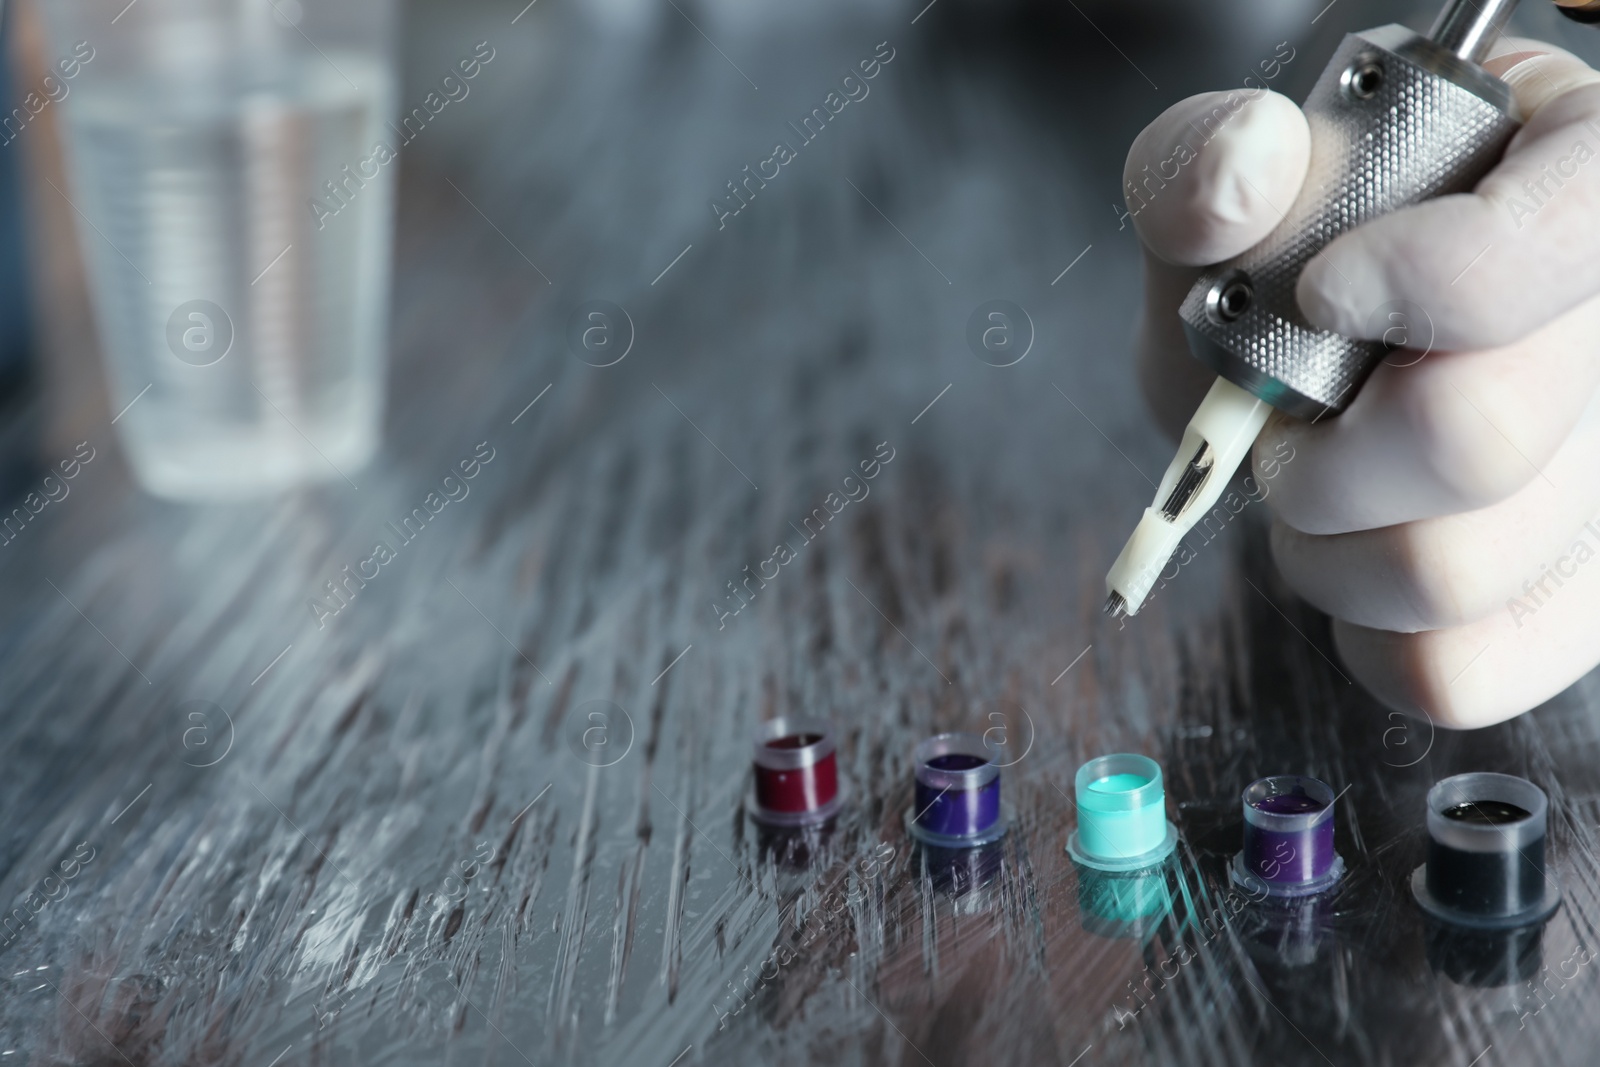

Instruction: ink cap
[1068,753,1179,872]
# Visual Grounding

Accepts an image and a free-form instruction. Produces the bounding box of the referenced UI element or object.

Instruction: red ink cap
[746,718,844,827]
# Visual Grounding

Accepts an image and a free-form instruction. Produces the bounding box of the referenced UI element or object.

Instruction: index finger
[1296,43,1600,350]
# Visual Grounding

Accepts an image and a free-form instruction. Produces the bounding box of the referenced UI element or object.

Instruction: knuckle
[1267,520,1348,616]
[1434,280,1524,350]
[1398,642,1498,729]
[1270,520,1486,631]
[1389,522,1490,629]
[1406,380,1540,509]
[1335,621,1508,730]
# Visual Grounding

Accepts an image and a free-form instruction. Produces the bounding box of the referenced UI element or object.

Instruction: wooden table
[4,1,1600,1063]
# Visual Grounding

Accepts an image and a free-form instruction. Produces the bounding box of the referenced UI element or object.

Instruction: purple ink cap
[1230,775,1345,898]
[905,733,1009,847]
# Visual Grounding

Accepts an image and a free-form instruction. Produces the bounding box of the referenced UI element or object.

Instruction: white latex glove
[1127,40,1600,729]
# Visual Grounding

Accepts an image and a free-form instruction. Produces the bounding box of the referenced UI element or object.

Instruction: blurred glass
[41,0,396,499]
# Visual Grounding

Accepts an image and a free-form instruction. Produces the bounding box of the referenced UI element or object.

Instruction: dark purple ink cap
[906,733,1009,847]
[1230,775,1345,898]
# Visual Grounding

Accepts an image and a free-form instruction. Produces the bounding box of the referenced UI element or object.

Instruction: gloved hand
[1126,39,1600,729]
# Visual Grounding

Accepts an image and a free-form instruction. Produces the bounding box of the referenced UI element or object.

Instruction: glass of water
[41,0,397,498]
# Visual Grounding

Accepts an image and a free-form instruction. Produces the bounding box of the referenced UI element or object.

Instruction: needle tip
[1103,591,1128,619]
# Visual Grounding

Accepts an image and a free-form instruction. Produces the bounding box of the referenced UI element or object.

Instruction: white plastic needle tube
[1105,377,1270,617]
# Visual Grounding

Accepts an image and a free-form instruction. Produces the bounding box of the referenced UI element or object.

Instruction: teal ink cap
[1067,753,1179,872]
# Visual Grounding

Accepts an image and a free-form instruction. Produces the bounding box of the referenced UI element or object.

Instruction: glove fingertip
[1126,89,1310,266]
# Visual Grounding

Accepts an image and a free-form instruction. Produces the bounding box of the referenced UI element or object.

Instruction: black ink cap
[1411,772,1561,929]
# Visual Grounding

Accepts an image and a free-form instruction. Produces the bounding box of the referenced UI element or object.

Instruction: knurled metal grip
[1179,25,1521,419]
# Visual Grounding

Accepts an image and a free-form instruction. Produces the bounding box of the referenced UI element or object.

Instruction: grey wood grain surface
[4,1,1600,1064]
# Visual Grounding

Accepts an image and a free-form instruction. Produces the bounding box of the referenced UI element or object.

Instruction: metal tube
[1428,0,1521,63]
